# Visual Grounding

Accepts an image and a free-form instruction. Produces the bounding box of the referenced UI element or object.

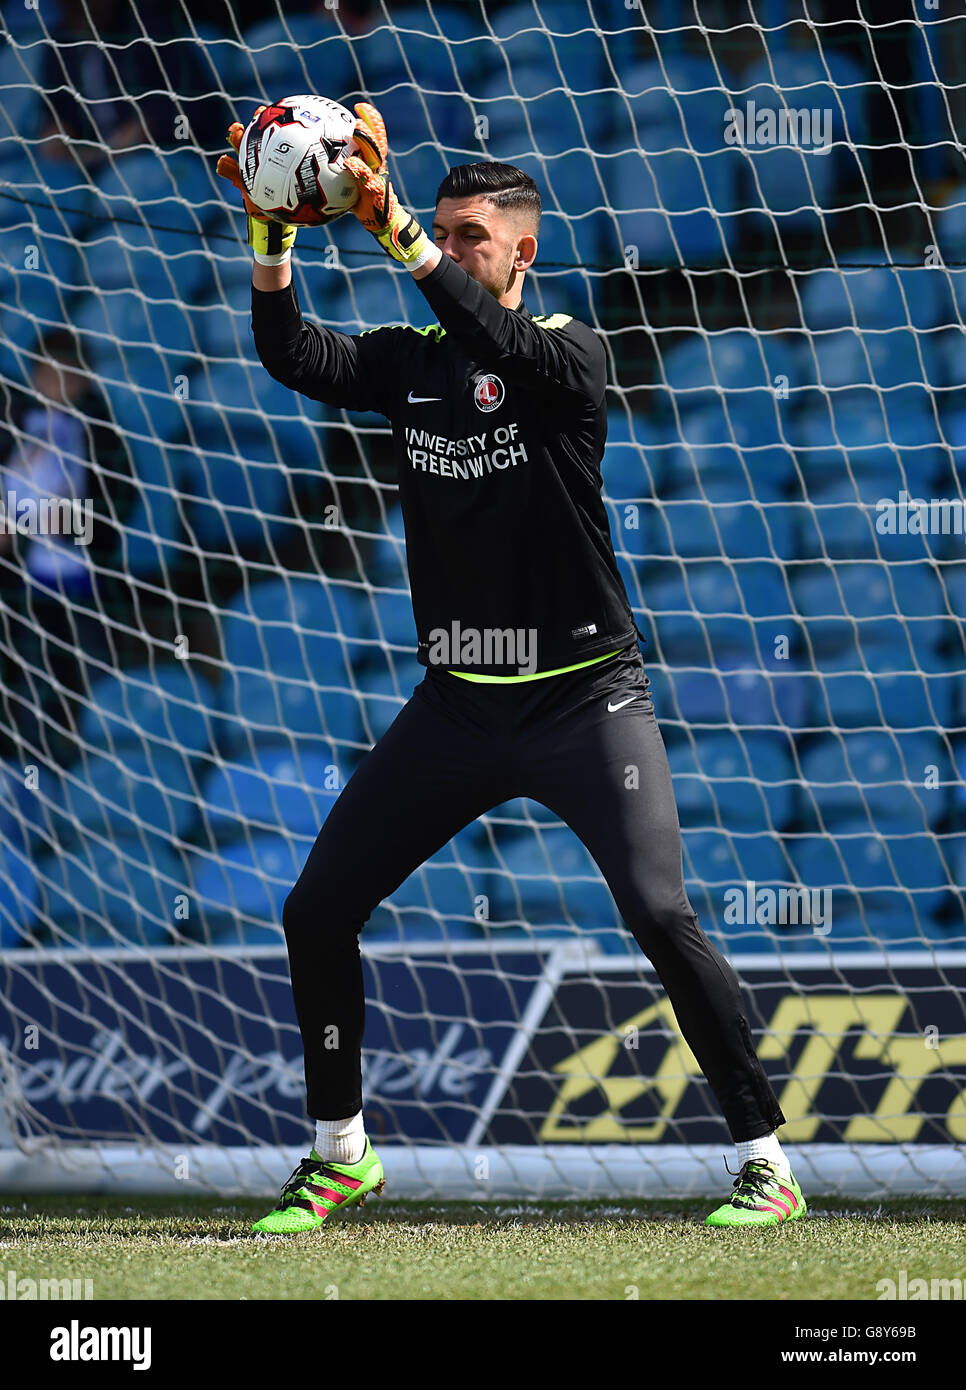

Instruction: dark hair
[38,327,82,365]
[435,162,541,228]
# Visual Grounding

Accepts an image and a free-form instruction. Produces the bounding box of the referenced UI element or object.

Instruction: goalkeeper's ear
[512,231,538,275]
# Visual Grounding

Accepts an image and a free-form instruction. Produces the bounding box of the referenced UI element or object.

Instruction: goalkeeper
[217,104,806,1232]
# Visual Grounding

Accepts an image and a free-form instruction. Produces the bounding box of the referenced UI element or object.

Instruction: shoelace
[279,1156,337,1201]
[723,1157,778,1198]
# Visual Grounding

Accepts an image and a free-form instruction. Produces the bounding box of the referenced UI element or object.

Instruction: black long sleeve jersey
[251,252,642,677]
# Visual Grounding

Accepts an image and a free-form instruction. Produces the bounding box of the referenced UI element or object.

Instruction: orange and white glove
[345,102,434,271]
[215,113,298,266]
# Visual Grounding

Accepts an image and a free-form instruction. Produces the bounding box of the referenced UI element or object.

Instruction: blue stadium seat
[496,828,617,934]
[0,29,43,160]
[809,328,942,391]
[36,841,184,946]
[741,50,868,146]
[368,505,410,584]
[600,145,741,264]
[603,56,734,155]
[801,257,948,332]
[664,442,797,504]
[232,17,355,105]
[665,664,809,729]
[0,842,38,947]
[116,440,184,578]
[655,497,796,562]
[799,730,944,833]
[791,561,949,619]
[359,658,425,744]
[816,671,958,731]
[367,589,419,655]
[222,575,371,672]
[219,667,365,757]
[659,329,801,411]
[198,746,341,841]
[79,666,219,757]
[52,747,199,843]
[80,202,210,298]
[189,833,303,943]
[667,728,795,831]
[644,557,793,620]
[682,828,791,888]
[72,291,200,373]
[781,837,937,945]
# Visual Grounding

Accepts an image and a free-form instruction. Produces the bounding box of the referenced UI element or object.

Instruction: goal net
[1,0,965,1199]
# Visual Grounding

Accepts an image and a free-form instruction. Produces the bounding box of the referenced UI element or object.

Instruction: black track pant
[282,645,786,1142]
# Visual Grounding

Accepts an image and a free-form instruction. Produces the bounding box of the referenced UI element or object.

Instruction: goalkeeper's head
[433,163,541,307]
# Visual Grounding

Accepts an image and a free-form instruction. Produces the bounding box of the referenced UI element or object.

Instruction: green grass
[2,1193,966,1300]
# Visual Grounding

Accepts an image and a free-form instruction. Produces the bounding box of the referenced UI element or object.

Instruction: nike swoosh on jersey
[408,391,442,403]
[607,696,638,712]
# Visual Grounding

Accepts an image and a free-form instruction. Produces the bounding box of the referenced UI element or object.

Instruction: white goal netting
[1,0,965,1197]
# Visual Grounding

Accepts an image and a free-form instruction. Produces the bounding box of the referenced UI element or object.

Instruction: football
[238,94,361,226]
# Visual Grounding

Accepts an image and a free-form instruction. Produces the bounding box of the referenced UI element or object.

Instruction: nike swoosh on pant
[607,697,638,712]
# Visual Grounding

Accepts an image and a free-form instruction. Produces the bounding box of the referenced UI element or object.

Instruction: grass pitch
[2,1193,966,1300]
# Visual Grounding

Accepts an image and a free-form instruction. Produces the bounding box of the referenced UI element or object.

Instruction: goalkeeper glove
[215,113,298,266]
[345,102,434,271]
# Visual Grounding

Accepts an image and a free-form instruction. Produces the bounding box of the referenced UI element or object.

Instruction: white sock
[736,1132,790,1178]
[314,1112,365,1165]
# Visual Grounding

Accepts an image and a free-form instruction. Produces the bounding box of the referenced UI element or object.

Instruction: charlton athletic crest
[473,373,505,412]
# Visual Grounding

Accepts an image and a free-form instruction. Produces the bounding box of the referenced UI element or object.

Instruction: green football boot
[252,1137,385,1234]
[705,1159,807,1227]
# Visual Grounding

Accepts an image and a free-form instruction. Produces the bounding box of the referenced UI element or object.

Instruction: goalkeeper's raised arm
[216,102,605,412]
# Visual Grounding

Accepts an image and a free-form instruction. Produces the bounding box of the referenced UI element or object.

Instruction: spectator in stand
[37,0,230,168]
[0,329,135,759]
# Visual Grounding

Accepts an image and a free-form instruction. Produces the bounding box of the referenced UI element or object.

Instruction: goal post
[1,0,965,1198]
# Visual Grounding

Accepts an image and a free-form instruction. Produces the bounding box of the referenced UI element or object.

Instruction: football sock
[314,1112,366,1165]
[736,1132,791,1178]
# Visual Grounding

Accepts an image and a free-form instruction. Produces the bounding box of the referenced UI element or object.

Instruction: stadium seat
[233,16,355,106]
[814,671,958,731]
[219,667,365,759]
[79,665,219,758]
[801,256,948,332]
[791,561,950,620]
[799,730,944,833]
[35,841,184,947]
[368,505,410,584]
[80,201,210,298]
[809,328,942,392]
[600,143,741,264]
[0,842,38,948]
[666,728,796,832]
[221,575,371,672]
[496,828,617,935]
[665,664,809,730]
[188,832,304,943]
[198,746,341,842]
[52,747,199,843]
[603,56,735,156]
[359,658,425,744]
[116,440,184,579]
[664,441,798,504]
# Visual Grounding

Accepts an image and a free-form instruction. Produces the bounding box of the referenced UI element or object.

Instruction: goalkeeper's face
[432,197,538,306]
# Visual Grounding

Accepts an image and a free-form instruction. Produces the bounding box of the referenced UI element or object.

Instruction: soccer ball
[239,94,361,227]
